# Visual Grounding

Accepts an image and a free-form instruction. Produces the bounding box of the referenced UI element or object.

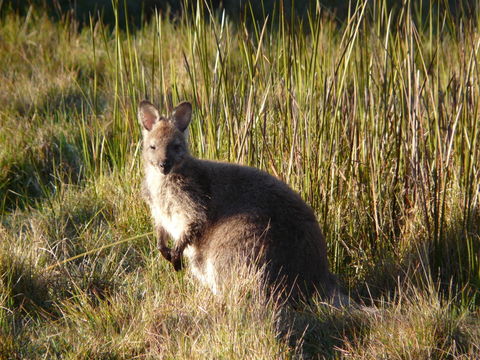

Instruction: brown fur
[138,100,340,303]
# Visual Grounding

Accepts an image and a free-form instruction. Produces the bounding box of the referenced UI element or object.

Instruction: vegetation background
[0,0,479,358]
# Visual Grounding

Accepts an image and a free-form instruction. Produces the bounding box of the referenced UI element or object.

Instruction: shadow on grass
[361,213,479,308]
[2,0,477,30]
[0,134,83,212]
[285,206,480,357]
[0,252,51,313]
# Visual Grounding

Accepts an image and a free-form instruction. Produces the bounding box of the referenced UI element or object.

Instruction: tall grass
[0,0,479,358]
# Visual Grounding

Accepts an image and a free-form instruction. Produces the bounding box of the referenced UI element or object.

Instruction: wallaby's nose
[158,160,171,174]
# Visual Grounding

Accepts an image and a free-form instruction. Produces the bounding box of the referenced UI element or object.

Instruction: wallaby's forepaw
[171,249,183,271]
[158,245,172,262]
[158,244,183,271]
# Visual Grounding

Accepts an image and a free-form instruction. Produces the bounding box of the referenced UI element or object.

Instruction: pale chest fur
[145,166,188,241]
[144,165,218,293]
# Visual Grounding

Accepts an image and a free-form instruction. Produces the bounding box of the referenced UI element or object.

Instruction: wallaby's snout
[158,159,172,175]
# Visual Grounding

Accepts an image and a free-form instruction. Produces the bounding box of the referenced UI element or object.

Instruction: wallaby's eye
[173,144,181,151]
[149,145,156,150]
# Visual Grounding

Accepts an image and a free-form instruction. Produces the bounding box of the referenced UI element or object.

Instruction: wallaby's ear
[171,101,192,132]
[138,100,161,131]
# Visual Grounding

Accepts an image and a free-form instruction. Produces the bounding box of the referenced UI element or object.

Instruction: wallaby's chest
[145,170,189,240]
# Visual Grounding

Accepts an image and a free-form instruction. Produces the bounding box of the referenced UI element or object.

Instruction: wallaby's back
[138,100,339,303]
[194,159,336,301]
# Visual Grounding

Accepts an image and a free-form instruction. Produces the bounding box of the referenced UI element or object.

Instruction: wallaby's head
[138,100,192,175]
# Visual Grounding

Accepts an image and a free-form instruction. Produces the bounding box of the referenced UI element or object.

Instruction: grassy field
[1,0,479,358]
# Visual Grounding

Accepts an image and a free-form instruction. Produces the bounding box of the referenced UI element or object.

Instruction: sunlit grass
[0,0,479,358]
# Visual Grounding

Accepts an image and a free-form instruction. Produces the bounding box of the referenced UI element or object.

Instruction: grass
[0,0,479,358]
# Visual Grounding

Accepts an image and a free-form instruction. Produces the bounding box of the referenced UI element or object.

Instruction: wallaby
[138,100,342,304]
